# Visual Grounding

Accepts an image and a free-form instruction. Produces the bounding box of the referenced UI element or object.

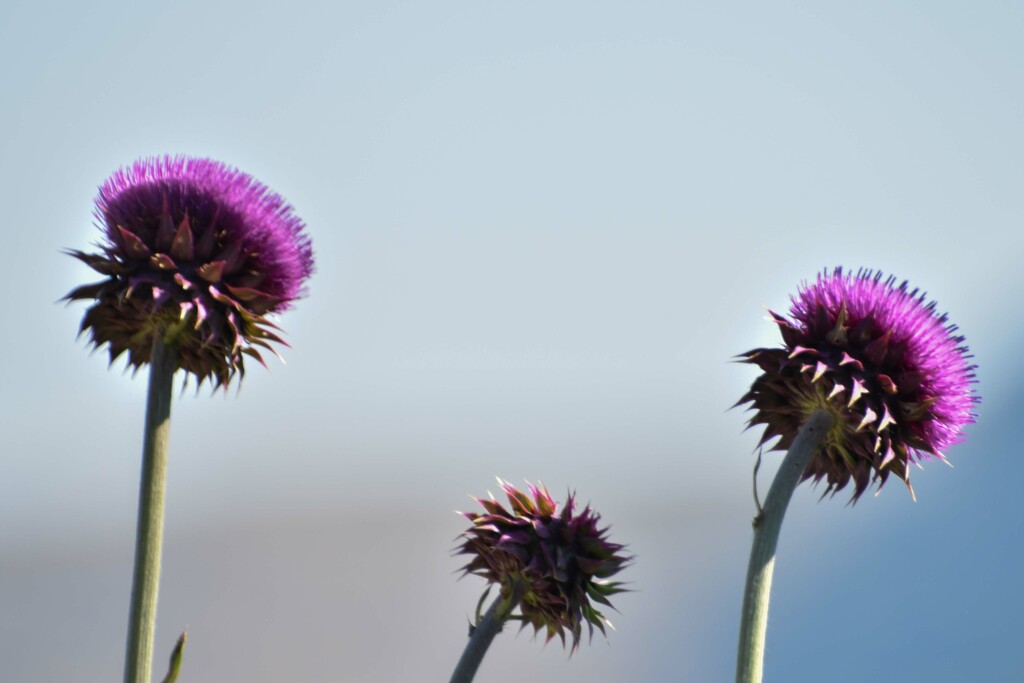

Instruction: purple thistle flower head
[64,156,314,389]
[736,268,978,501]
[456,479,630,652]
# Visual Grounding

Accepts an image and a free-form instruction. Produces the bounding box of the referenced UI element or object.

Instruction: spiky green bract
[737,268,978,501]
[64,156,314,389]
[457,480,630,652]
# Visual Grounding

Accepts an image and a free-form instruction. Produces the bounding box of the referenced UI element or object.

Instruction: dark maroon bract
[65,156,314,389]
[736,268,977,501]
[457,480,630,651]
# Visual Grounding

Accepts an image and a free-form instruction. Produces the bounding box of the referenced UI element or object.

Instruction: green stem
[124,337,176,683]
[735,408,833,683]
[449,583,523,683]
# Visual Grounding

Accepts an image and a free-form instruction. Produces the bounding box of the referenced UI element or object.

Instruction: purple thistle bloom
[64,156,314,388]
[457,480,630,652]
[736,268,978,501]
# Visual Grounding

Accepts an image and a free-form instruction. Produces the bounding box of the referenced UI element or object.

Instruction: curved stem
[449,582,523,683]
[448,598,504,683]
[735,409,833,683]
[124,337,176,683]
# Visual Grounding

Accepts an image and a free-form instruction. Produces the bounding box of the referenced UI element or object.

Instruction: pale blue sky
[1,1,1021,681]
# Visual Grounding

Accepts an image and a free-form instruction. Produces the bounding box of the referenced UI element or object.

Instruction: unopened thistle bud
[457,480,630,651]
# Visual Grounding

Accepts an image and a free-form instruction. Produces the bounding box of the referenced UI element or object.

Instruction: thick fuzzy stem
[736,409,833,683]
[124,337,176,683]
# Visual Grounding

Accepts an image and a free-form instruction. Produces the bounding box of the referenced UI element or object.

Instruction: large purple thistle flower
[736,268,977,501]
[457,480,630,652]
[64,156,314,388]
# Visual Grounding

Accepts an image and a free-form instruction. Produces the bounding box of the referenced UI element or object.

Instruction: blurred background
[1,1,1021,681]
